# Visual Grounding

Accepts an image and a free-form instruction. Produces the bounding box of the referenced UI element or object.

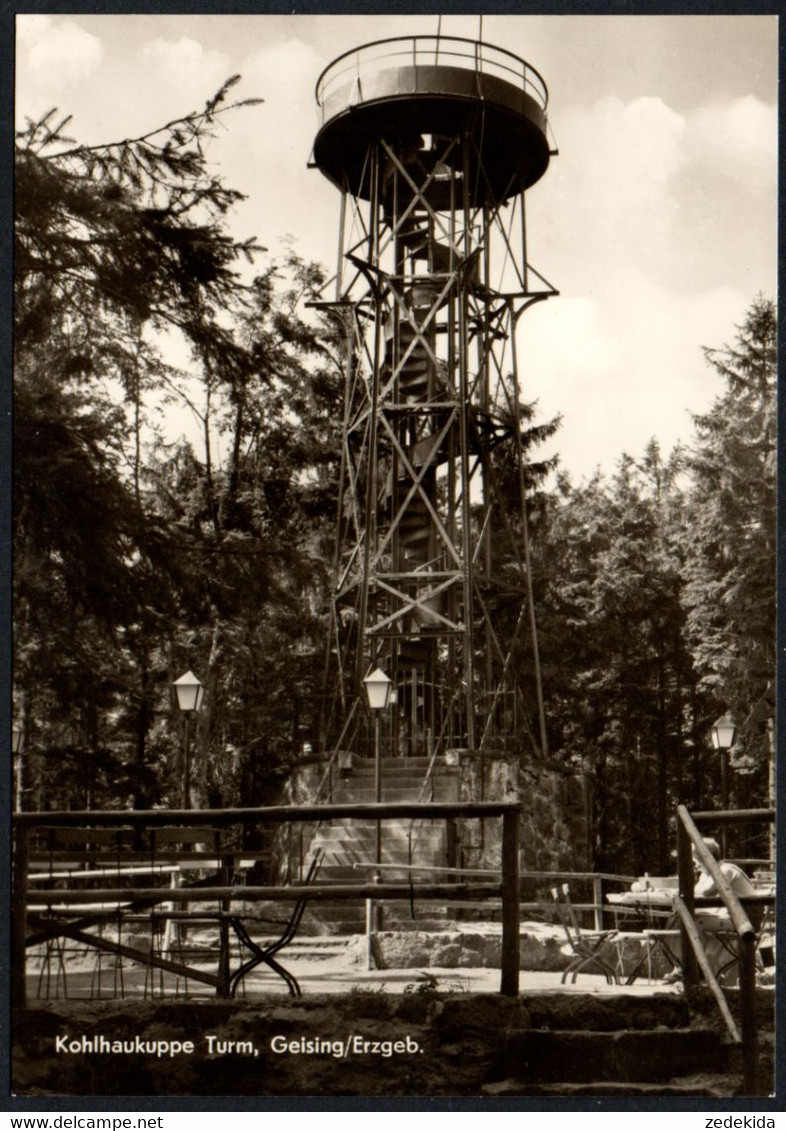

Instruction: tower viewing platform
[313,35,552,203]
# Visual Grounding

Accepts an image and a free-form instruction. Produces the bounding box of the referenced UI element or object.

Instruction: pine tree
[682,297,776,792]
[538,446,693,873]
[13,84,266,808]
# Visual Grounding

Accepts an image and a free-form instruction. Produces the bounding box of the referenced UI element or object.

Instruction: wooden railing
[676,804,776,1095]
[12,801,522,1008]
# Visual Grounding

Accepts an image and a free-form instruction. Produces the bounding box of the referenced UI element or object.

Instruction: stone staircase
[302,755,461,934]
[482,992,772,1097]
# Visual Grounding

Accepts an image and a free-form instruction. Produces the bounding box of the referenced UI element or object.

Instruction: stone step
[502,1028,726,1085]
[348,766,459,779]
[300,756,458,902]
[332,779,459,791]
[320,816,448,830]
[333,770,458,783]
[314,853,447,870]
[313,829,446,849]
[331,787,459,802]
[314,865,455,881]
[313,816,445,828]
[316,850,446,864]
[314,847,446,860]
[303,913,452,935]
[310,828,446,850]
[520,993,690,1031]
[352,757,435,770]
[313,852,445,865]
[311,826,446,844]
[268,938,352,959]
[314,823,445,841]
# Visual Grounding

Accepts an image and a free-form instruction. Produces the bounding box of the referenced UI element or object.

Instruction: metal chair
[550,882,620,985]
[144,827,227,997]
[709,898,770,986]
[31,827,130,999]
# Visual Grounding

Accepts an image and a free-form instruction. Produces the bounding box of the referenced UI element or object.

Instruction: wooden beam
[28,882,504,906]
[14,801,521,827]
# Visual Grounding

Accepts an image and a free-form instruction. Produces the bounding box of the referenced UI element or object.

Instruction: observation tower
[312,35,556,771]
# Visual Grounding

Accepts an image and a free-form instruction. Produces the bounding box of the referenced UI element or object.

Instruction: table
[606,891,681,983]
[607,889,676,909]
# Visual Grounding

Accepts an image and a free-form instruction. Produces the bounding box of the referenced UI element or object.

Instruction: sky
[15,12,778,483]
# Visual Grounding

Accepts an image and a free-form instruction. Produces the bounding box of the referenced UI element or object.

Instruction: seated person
[661,838,759,985]
[694,838,756,918]
[692,837,761,984]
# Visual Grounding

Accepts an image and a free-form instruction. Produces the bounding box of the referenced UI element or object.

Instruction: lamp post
[363,667,392,876]
[174,670,204,809]
[711,712,736,854]
[12,725,24,813]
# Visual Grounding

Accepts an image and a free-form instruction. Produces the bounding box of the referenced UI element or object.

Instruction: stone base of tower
[448,752,591,877]
[278,752,589,934]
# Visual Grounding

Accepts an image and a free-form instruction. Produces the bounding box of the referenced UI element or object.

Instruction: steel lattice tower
[312,35,556,766]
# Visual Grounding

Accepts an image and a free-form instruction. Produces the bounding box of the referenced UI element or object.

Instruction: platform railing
[315,35,549,117]
[12,801,521,1007]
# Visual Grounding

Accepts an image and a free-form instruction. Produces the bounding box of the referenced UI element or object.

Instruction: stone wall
[372,926,569,972]
[455,753,590,875]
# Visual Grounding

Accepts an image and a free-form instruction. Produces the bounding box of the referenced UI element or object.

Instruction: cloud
[239,38,325,164]
[685,95,777,192]
[516,295,624,477]
[210,37,339,264]
[139,37,233,113]
[546,95,686,274]
[518,270,754,481]
[533,88,775,302]
[15,22,232,141]
[520,87,775,480]
[142,36,230,89]
[522,296,622,389]
[16,15,103,101]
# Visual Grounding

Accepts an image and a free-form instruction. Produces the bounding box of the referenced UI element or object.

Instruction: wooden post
[738,933,758,1094]
[500,806,520,996]
[766,720,775,865]
[676,808,698,988]
[12,821,30,1009]
[217,853,232,998]
[592,876,604,931]
[365,897,375,970]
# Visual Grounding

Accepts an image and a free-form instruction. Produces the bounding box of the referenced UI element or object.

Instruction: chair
[228,849,324,997]
[756,900,776,980]
[708,896,770,987]
[550,883,620,985]
[31,827,129,999]
[639,928,683,983]
[144,827,227,998]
